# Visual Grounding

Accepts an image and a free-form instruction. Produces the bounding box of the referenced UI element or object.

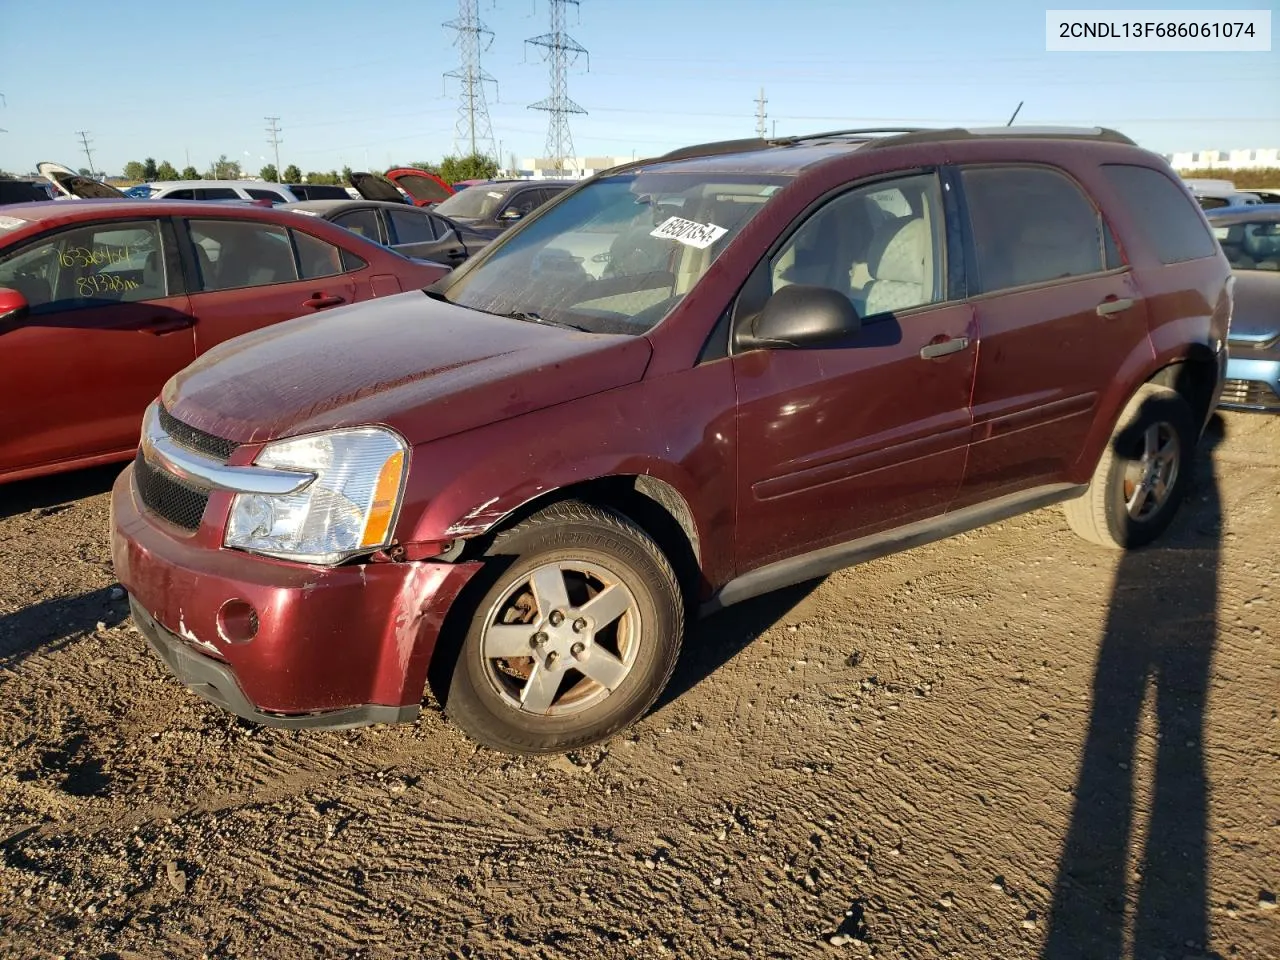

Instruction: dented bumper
[110,465,480,725]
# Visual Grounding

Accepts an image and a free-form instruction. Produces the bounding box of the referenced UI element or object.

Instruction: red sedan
[0,199,449,484]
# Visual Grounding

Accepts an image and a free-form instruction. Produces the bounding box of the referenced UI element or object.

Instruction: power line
[75,131,96,178]
[527,0,588,176]
[265,116,282,180]
[444,0,498,160]
[755,88,768,138]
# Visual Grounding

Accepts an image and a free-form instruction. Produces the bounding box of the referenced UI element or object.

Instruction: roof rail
[657,137,772,162]
[656,129,925,163]
[768,127,928,145]
[653,125,1137,166]
[868,126,1137,148]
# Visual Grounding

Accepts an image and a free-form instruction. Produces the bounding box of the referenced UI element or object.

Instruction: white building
[1166,148,1280,170]
[515,156,635,180]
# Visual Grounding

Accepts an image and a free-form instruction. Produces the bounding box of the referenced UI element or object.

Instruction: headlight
[224,427,408,565]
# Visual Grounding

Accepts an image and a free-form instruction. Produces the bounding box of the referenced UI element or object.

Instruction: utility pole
[755,88,768,139]
[527,0,588,177]
[444,0,497,161]
[75,131,96,178]
[265,117,283,179]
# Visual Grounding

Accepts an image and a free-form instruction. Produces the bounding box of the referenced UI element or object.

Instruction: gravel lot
[0,413,1276,960]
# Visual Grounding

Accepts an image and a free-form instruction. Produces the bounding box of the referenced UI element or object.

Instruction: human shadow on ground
[0,462,124,521]
[1043,417,1225,959]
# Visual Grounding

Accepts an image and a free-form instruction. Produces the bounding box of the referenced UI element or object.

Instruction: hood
[384,168,454,205]
[1227,269,1280,345]
[36,161,126,199]
[349,171,410,204]
[162,290,653,446]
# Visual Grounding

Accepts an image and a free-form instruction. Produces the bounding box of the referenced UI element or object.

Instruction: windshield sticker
[290,209,319,216]
[0,215,27,231]
[649,216,728,249]
[486,191,503,198]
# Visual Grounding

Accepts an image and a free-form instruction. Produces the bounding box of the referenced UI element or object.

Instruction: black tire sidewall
[446,511,681,754]
[1102,391,1197,548]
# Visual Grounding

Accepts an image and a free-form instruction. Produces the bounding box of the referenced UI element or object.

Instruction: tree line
[117,153,499,185]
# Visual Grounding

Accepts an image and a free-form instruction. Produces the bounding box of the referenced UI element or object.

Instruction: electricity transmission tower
[526,0,588,176]
[755,88,768,139]
[265,117,283,180]
[444,0,498,160]
[75,131,97,178]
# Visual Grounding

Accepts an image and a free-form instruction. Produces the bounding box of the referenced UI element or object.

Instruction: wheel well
[465,476,704,610]
[1147,355,1217,427]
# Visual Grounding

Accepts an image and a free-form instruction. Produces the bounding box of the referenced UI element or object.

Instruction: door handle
[139,316,195,335]
[447,248,466,260]
[302,294,346,310]
[919,336,970,360]
[1096,297,1135,317]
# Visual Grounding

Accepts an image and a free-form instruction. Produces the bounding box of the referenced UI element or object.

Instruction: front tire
[444,501,683,755]
[1064,384,1197,549]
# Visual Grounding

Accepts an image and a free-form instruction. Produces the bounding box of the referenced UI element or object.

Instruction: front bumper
[1219,354,1280,413]
[111,464,481,727]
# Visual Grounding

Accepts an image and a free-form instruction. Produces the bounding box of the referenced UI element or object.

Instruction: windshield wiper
[498,310,591,332]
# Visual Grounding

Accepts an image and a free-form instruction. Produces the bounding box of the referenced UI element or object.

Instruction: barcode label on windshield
[650,216,728,249]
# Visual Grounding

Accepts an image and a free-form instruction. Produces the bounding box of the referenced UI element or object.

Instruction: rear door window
[960,165,1106,293]
[0,220,168,309]
[389,209,437,244]
[291,230,344,279]
[246,188,282,201]
[333,208,382,242]
[187,219,298,291]
[1100,164,1219,264]
[198,188,240,201]
[165,189,196,200]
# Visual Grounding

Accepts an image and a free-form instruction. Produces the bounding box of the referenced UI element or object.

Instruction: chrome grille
[134,452,210,531]
[158,405,240,460]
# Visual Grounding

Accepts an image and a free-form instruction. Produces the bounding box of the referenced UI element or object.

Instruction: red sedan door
[180,217,361,353]
[0,218,195,481]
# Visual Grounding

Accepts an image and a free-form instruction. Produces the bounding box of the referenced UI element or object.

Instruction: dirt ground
[0,413,1276,960]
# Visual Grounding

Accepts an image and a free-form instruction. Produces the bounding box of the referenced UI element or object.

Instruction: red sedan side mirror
[0,287,30,328]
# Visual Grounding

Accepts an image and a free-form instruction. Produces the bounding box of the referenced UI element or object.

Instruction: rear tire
[444,500,683,755]
[1064,384,1196,549]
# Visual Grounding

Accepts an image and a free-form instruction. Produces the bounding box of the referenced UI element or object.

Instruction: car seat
[862,216,931,316]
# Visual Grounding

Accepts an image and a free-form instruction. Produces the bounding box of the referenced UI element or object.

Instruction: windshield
[438,172,788,335]
[1213,220,1280,269]
[434,186,512,219]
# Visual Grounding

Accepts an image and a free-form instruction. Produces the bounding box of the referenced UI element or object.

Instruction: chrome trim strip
[140,403,314,496]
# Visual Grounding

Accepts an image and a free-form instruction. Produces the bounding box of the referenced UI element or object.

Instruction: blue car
[1208,204,1280,412]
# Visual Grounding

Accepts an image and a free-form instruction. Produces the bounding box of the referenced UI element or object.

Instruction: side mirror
[498,207,524,222]
[0,287,30,328]
[738,284,861,350]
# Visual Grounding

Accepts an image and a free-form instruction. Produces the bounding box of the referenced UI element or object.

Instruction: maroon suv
[110,127,1230,755]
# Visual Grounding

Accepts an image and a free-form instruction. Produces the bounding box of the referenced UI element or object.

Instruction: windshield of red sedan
[437,172,790,334]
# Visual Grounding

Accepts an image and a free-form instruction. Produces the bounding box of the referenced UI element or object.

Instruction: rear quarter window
[1100,164,1219,264]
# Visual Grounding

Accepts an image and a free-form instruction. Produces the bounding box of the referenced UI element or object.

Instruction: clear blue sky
[1,0,1276,176]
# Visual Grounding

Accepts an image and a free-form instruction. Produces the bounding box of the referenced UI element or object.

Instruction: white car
[129,180,299,203]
